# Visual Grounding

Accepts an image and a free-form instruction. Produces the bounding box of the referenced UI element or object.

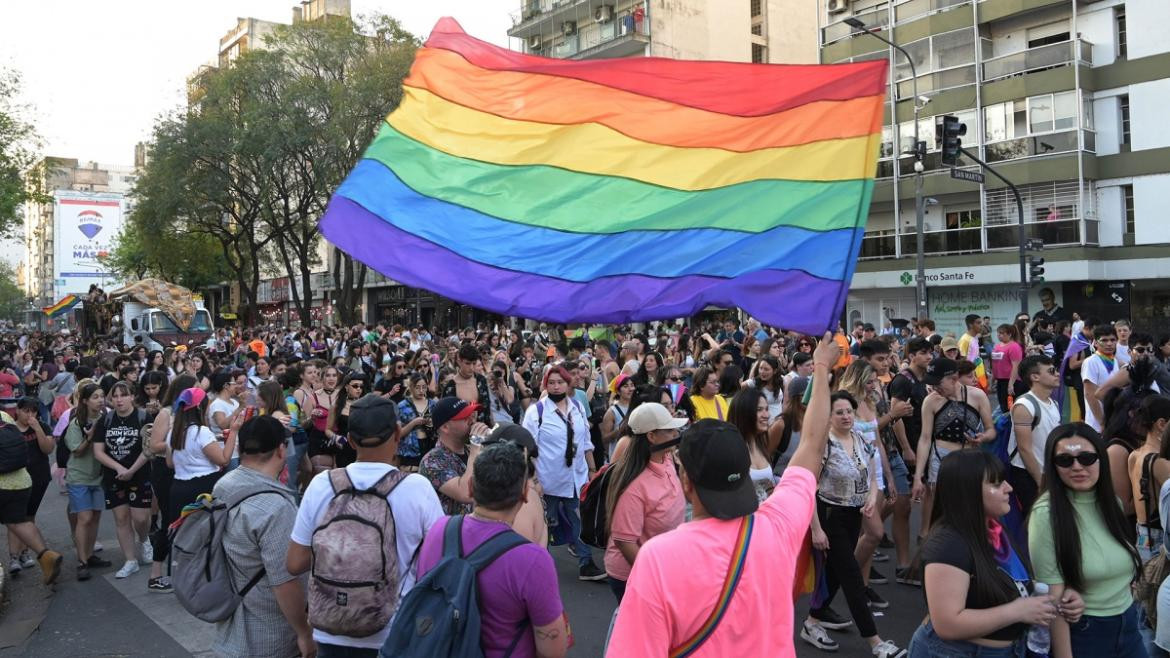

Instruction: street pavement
[0,482,926,657]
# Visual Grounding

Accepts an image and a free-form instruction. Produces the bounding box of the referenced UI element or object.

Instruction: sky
[0,0,514,167]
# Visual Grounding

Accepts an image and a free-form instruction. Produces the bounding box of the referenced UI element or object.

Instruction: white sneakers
[800,620,839,652]
[115,560,140,579]
[140,540,153,563]
[871,640,907,658]
[7,557,21,574]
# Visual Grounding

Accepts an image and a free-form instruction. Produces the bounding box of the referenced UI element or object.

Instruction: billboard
[53,192,124,297]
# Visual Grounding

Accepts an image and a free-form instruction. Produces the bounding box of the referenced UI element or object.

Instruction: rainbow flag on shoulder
[43,294,80,318]
[320,18,887,334]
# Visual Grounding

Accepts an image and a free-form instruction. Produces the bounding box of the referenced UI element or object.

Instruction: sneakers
[865,586,890,609]
[566,545,582,559]
[809,606,853,630]
[115,560,140,579]
[578,561,607,581]
[76,563,91,582]
[94,541,104,552]
[800,620,839,652]
[140,539,153,563]
[86,555,112,568]
[7,557,21,574]
[872,549,890,563]
[895,566,922,587]
[19,550,36,569]
[37,550,63,585]
[869,566,888,585]
[147,576,173,593]
[871,639,907,658]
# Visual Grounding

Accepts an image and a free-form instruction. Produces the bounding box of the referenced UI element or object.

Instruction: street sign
[950,167,985,184]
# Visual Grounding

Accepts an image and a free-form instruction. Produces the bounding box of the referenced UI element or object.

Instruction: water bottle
[1026,582,1052,656]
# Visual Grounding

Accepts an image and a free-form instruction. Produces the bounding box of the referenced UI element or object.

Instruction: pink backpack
[308,467,408,637]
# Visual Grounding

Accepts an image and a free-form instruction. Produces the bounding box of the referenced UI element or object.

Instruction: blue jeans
[609,576,626,603]
[318,643,378,658]
[908,620,1024,658]
[544,494,592,567]
[1067,602,1148,658]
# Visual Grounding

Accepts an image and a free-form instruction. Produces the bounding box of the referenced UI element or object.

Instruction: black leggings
[153,470,221,566]
[995,378,1011,414]
[149,458,173,565]
[812,499,878,639]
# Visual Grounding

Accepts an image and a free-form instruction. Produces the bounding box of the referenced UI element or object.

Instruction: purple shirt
[417,516,563,657]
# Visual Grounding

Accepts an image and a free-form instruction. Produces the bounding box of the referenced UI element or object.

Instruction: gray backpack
[309,467,409,638]
[170,486,292,622]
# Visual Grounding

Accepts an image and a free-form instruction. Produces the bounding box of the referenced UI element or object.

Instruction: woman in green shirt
[1027,422,1145,658]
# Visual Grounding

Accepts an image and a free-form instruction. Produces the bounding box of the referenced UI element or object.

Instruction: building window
[752,43,766,63]
[751,24,762,36]
[1116,7,1128,58]
[1123,184,1135,235]
[1120,94,1131,146]
[750,0,761,18]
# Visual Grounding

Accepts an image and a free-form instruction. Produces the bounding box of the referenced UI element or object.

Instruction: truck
[105,279,214,351]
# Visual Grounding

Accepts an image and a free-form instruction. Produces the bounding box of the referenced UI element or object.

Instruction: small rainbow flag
[43,294,80,318]
[320,18,887,334]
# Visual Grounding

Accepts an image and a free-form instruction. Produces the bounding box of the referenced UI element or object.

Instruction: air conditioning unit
[527,35,543,51]
[595,5,614,23]
[827,0,850,14]
[562,21,577,36]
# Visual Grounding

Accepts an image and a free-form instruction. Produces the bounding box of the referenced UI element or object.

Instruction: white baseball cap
[628,402,687,434]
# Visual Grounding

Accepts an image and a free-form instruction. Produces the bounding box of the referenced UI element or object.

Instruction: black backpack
[579,463,616,549]
[0,425,28,474]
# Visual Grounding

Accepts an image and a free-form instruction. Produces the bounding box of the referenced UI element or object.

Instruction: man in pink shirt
[607,333,839,658]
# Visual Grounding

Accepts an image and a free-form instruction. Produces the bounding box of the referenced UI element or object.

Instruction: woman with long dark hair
[396,373,435,471]
[143,373,195,592]
[1129,396,1170,562]
[992,324,1024,413]
[746,355,785,424]
[728,388,784,502]
[1028,423,1145,657]
[326,372,367,468]
[774,376,809,471]
[602,402,685,602]
[909,450,1083,656]
[136,370,167,420]
[62,382,107,581]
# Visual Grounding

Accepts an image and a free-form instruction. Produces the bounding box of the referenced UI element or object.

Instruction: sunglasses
[667,376,682,382]
[1053,452,1099,468]
[1133,346,1151,354]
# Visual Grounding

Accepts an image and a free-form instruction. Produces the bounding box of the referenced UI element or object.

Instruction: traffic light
[936,115,966,165]
[1028,255,1046,284]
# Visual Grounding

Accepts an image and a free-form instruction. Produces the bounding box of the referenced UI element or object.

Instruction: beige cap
[939,336,960,353]
[629,402,687,434]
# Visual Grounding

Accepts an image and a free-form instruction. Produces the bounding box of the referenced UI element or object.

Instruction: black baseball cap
[923,357,959,385]
[347,394,399,446]
[486,422,538,459]
[238,416,286,454]
[677,419,758,520]
[432,396,480,432]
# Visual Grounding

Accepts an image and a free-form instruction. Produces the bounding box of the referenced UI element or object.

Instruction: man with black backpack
[386,441,569,657]
[1006,354,1063,515]
[287,394,442,658]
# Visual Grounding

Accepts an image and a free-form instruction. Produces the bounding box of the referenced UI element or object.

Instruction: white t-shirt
[172,425,219,480]
[208,397,240,458]
[1009,392,1062,471]
[1081,354,1116,431]
[290,462,444,650]
[1116,344,1131,366]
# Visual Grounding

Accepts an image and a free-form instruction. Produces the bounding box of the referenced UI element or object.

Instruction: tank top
[750,465,777,503]
[933,387,982,444]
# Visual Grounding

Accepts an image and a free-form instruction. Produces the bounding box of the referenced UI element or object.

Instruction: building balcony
[985,130,1094,163]
[982,39,1092,83]
[859,218,1097,260]
[510,0,634,40]
[569,13,649,59]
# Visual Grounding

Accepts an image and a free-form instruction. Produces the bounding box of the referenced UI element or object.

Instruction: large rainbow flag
[43,294,80,318]
[320,18,887,334]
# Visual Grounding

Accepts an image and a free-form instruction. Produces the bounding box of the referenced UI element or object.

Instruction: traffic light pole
[958,147,1028,317]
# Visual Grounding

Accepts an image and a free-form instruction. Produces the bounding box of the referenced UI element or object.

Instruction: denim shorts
[908,620,1024,658]
[889,451,911,496]
[67,484,104,513]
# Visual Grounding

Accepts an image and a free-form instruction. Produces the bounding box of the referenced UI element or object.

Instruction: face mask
[546,392,567,403]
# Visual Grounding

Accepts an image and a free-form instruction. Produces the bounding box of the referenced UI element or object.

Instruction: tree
[101,207,232,291]
[255,15,419,326]
[0,260,26,322]
[0,68,46,239]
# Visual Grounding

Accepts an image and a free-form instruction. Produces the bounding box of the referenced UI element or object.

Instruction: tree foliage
[124,14,419,326]
[0,260,26,322]
[0,68,46,239]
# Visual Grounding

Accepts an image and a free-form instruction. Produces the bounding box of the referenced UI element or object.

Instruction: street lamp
[844,17,930,320]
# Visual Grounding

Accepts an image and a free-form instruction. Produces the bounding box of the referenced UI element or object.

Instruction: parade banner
[320,18,886,334]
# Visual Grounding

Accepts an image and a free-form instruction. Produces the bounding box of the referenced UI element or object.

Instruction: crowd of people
[1,306,1169,657]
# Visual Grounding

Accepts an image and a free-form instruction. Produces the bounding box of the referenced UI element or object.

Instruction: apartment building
[820,0,1170,335]
[507,0,818,63]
